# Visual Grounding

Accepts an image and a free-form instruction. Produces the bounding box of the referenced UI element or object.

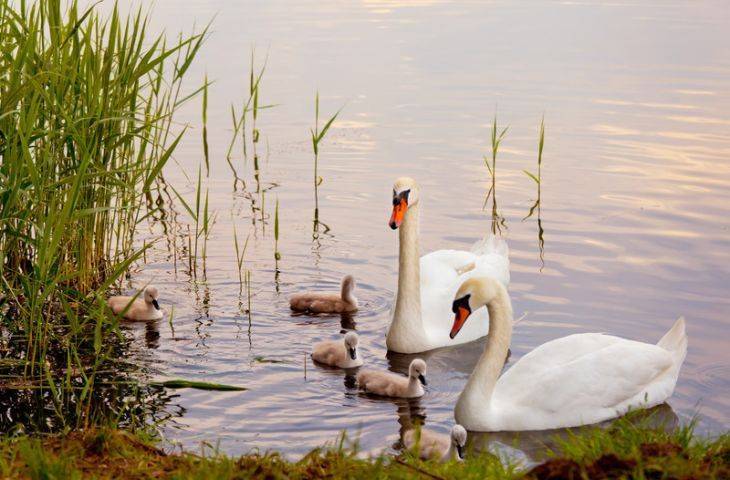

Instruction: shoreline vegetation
[0,416,726,479]
[0,1,727,479]
[0,0,204,431]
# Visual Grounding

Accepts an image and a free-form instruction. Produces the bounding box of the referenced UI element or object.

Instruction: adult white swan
[449,277,688,431]
[386,177,510,353]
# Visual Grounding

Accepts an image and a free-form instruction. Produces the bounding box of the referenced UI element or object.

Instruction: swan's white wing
[419,237,510,346]
[420,250,477,332]
[493,334,674,428]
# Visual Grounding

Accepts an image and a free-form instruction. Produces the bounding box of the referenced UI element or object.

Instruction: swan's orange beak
[389,197,407,230]
[450,307,471,339]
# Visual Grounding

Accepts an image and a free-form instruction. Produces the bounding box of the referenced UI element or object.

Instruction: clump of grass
[0,0,204,429]
[483,115,508,234]
[527,414,729,480]
[0,428,516,480]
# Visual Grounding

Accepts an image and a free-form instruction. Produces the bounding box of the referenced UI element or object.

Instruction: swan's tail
[471,234,509,258]
[657,316,688,368]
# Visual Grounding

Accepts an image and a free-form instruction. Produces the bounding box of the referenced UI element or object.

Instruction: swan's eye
[452,294,471,313]
[392,189,410,205]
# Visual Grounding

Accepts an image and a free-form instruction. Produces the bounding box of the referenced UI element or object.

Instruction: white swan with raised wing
[386,177,510,353]
[450,276,688,431]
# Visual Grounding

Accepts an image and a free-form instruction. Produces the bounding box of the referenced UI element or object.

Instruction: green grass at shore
[0,417,726,479]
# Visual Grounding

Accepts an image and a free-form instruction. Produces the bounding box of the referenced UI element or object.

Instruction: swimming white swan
[356,358,427,398]
[311,331,363,368]
[290,275,358,314]
[386,177,510,353]
[450,277,688,431]
[403,424,467,462]
[107,286,163,321]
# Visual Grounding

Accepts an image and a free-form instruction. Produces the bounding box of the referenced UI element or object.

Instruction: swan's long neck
[455,284,513,421]
[387,202,427,352]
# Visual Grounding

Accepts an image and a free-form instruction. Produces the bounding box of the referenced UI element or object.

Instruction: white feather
[453,276,688,432]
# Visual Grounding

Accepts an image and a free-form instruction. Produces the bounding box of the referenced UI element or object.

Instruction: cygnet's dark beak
[152,299,160,310]
[418,374,427,386]
[457,444,465,460]
[348,347,357,360]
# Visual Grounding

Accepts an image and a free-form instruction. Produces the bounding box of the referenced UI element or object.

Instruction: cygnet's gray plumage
[311,331,363,368]
[290,275,358,314]
[403,425,467,462]
[356,358,427,398]
[107,285,163,321]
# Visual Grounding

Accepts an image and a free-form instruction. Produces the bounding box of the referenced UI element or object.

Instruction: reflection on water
[99,0,730,460]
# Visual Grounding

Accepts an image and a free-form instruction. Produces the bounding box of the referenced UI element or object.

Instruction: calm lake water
[108,0,728,462]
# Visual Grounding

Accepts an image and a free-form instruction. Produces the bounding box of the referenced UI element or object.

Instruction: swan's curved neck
[456,284,513,418]
[388,202,427,351]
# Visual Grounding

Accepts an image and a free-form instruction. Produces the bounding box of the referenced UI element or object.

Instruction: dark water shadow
[120,319,162,350]
[0,315,176,434]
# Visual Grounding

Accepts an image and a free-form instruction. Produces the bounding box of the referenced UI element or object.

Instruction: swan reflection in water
[121,318,162,350]
[386,336,507,377]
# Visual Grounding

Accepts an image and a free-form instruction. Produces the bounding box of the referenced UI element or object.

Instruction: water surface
[111,0,729,462]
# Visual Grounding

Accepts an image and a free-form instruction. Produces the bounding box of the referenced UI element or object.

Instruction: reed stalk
[483,115,508,234]
[310,92,341,234]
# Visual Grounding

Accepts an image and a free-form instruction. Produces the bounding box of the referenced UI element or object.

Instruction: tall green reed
[523,116,546,268]
[226,51,272,173]
[232,222,250,296]
[483,115,508,234]
[0,0,204,429]
[310,92,341,235]
[168,167,215,279]
[524,115,545,209]
[202,75,211,175]
[274,197,281,263]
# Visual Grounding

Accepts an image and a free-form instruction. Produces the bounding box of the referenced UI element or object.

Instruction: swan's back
[490,318,688,431]
[419,234,510,346]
